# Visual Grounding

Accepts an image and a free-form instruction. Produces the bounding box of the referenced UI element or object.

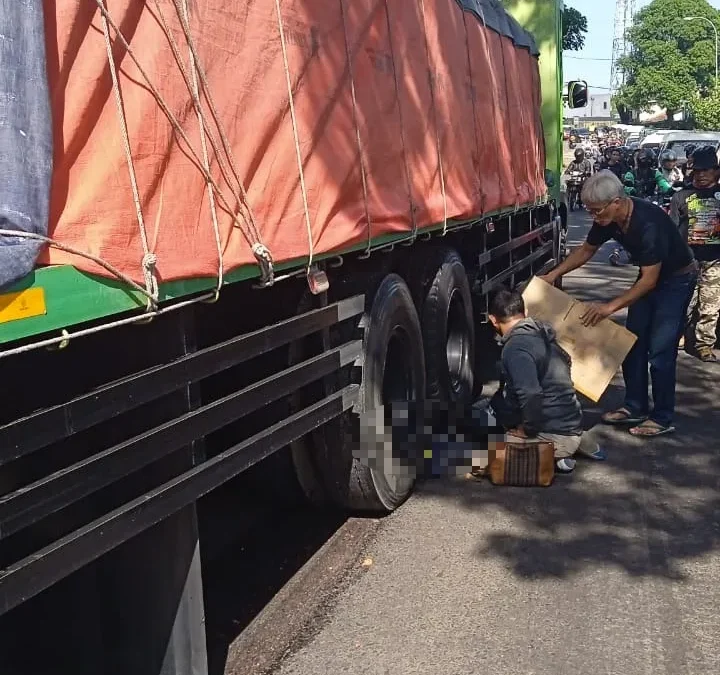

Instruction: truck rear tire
[419,248,475,402]
[346,273,425,512]
[292,274,425,514]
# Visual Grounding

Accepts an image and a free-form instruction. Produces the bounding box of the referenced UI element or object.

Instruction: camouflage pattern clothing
[670,188,720,357]
[687,261,720,351]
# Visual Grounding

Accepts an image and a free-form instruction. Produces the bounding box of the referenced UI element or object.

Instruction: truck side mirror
[567,81,588,109]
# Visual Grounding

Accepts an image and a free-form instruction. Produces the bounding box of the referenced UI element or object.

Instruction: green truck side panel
[0,2,562,348]
[503,0,563,203]
[0,204,548,345]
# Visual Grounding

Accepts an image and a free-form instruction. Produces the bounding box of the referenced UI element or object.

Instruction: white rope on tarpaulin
[99,0,159,311]
[161,0,279,288]
[273,0,315,275]
[164,0,263,239]
[150,0,274,286]
[149,0,270,285]
[338,0,374,258]
[0,1,282,357]
[179,0,223,298]
[92,0,275,285]
[460,10,486,217]
[0,229,159,303]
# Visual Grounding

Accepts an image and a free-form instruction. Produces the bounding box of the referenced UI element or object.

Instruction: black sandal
[601,407,648,426]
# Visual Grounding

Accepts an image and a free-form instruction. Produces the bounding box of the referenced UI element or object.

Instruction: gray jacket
[498,318,583,437]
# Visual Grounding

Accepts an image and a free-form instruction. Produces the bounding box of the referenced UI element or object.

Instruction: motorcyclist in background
[600,147,628,180]
[565,148,593,208]
[565,148,593,177]
[659,149,684,185]
[622,148,673,198]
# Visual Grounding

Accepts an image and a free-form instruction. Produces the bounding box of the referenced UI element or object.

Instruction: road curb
[224,516,382,675]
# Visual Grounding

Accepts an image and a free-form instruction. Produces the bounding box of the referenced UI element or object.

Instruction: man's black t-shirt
[586,197,694,279]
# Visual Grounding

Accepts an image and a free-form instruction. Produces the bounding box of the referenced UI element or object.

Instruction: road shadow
[417,351,719,582]
[415,205,720,583]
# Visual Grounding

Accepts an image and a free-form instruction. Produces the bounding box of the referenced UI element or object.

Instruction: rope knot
[142,252,158,270]
[141,252,159,309]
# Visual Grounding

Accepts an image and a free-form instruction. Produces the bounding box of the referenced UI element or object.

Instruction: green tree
[690,83,720,129]
[562,6,588,52]
[615,0,720,116]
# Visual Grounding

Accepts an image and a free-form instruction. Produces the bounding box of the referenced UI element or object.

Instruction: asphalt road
[264,208,720,675]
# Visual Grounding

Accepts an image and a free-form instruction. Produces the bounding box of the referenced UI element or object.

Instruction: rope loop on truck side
[273,0,315,276]
[180,0,223,298]
[159,0,276,286]
[0,230,160,304]
[93,0,276,290]
[99,1,158,311]
[155,0,277,286]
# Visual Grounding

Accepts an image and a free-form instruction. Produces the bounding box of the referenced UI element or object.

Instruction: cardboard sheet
[522,277,638,403]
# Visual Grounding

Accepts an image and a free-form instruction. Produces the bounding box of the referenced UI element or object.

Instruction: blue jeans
[623,271,697,427]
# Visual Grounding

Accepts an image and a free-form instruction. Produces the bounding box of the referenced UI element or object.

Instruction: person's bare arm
[580,263,661,327]
[539,241,598,285]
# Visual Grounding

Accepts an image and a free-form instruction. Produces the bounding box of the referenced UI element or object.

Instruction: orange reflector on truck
[0,287,47,324]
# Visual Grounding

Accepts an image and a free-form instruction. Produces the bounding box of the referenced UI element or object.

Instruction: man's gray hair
[580,170,625,205]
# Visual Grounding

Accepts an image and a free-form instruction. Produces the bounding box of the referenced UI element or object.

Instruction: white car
[640,130,673,150]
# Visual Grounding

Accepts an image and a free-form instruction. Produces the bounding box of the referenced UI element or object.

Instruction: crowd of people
[483,142,719,476]
[564,142,720,363]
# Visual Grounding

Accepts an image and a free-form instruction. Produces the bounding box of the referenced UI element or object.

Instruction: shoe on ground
[577,445,607,461]
[697,347,717,363]
[556,458,576,474]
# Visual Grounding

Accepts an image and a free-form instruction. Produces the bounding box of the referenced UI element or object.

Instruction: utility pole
[610,0,637,95]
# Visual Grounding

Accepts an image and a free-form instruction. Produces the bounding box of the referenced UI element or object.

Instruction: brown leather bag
[487,440,555,487]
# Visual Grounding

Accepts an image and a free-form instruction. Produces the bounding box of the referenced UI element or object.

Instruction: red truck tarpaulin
[40,0,546,285]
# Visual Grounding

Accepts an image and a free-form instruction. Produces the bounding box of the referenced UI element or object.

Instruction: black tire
[293,274,425,514]
[418,248,475,402]
[347,274,425,512]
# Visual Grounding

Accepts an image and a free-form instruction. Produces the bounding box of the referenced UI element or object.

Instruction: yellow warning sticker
[0,287,47,324]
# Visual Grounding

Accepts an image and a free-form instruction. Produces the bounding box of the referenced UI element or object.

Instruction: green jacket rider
[622,148,673,198]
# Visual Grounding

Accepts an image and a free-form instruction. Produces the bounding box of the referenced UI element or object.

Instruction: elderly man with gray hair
[541,170,697,437]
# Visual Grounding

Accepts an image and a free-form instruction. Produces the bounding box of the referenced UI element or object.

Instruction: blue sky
[563,0,720,92]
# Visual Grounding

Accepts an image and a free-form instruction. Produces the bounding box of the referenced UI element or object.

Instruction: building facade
[563,92,615,124]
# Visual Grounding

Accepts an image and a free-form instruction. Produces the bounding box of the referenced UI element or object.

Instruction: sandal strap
[603,407,635,420]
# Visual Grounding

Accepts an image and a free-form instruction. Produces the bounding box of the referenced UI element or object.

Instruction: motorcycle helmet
[636,148,656,168]
[659,149,677,164]
[574,148,585,161]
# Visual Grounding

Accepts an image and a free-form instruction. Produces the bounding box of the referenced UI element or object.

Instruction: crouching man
[488,287,606,474]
